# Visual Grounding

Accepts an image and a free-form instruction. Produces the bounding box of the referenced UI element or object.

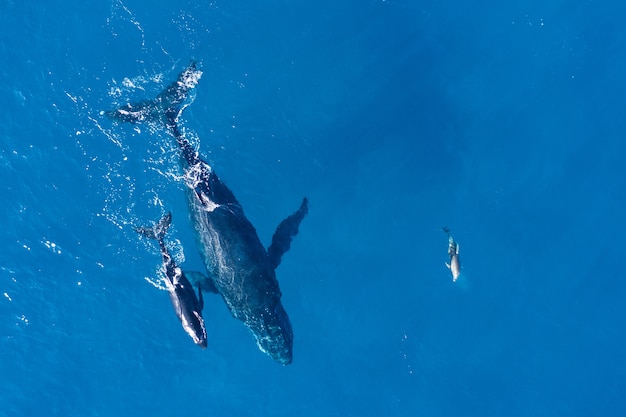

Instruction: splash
[143,239,186,292]
[42,239,62,255]
[108,0,146,49]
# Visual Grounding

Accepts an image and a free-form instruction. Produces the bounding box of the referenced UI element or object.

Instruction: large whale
[108,62,308,364]
[135,212,208,348]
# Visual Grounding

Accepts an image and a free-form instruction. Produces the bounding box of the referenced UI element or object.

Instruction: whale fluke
[106,61,202,126]
[135,212,172,242]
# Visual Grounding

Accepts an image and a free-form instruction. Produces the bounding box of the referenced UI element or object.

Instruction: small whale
[110,62,308,364]
[442,227,461,282]
[136,212,208,348]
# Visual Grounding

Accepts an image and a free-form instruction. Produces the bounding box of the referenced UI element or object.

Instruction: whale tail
[105,61,202,126]
[135,212,172,242]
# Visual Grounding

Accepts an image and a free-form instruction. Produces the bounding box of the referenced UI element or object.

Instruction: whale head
[250,301,294,365]
[182,310,208,349]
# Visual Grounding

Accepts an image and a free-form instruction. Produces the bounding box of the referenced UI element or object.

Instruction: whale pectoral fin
[197,283,204,312]
[186,271,218,294]
[445,262,451,270]
[456,243,459,255]
[267,197,309,270]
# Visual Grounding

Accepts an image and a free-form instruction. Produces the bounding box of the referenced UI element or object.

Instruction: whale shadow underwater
[108,61,308,364]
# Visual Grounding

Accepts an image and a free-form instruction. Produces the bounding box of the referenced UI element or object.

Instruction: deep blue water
[1,0,626,415]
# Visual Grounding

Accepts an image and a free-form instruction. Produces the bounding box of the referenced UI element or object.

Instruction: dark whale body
[109,62,308,364]
[136,213,208,348]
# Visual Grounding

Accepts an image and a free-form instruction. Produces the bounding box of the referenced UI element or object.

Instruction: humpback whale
[109,62,308,364]
[442,227,461,282]
[136,212,208,348]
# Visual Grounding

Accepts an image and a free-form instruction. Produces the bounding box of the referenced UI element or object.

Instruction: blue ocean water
[1,0,625,415]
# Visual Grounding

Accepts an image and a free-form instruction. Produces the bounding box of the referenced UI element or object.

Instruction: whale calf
[136,212,208,348]
[110,62,308,364]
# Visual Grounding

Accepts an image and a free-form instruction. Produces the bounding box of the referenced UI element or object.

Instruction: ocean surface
[1,0,625,416]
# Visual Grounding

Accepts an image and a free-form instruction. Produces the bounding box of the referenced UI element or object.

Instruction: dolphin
[442,227,461,282]
[136,212,208,348]
[110,62,308,364]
